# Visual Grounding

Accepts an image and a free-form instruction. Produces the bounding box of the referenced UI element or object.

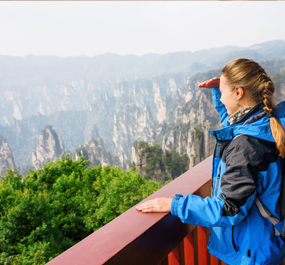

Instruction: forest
[0,155,163,264]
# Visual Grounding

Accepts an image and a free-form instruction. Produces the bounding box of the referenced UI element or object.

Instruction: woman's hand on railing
[198,77,220,89]
[136,198,172,213]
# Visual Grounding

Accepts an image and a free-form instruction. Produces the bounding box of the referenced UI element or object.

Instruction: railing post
[168,245,180,265]
[197,226,207,264]
[184,231,195,265]
[210,255,219,265]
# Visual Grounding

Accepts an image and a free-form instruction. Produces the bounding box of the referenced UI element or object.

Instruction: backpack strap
[255,197,280,236]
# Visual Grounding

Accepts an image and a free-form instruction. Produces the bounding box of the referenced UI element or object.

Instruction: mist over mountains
[0,39,285,170]
[1,39,285,125]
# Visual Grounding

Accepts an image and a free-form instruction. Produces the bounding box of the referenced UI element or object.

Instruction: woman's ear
[234,86,244,100]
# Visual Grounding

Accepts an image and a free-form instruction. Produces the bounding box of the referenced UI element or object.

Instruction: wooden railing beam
[104,215,193,265]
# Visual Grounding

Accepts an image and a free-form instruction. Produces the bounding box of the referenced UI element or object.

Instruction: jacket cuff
[211,87,220,96]
[171,194,183,216]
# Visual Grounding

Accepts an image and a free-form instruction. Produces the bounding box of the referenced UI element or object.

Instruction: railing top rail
[47,155,213,265]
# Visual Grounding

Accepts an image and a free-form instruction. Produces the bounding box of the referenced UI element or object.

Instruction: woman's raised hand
[136,197,172,213]
[198,77,220,89]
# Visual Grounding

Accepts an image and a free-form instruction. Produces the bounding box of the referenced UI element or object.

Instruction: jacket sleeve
[211,87,229,127]
[171,136,278,227]
[171,191,256,227]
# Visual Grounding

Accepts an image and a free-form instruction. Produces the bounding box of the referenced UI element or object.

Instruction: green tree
[0,155,162,264]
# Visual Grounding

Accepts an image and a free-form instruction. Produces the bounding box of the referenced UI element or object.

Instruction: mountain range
[0,39,285,172]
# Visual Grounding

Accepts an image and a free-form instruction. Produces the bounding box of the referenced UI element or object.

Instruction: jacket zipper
[214,164,221,197]
[232,226,238,251]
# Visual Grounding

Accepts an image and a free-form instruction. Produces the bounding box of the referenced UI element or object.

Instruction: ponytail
[263,79,285,158]
[269,118,285,158]
[261,77,285,158]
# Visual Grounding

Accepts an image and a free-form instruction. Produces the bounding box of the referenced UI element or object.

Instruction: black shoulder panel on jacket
[220,135,278,217]
[214,140,231,158]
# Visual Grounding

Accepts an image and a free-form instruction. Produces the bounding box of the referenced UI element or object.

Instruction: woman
[136,58,285,265]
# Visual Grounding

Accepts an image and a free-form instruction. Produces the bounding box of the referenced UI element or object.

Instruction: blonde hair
[221,58,285,158]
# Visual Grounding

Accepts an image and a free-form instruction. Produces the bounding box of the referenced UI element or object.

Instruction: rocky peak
[32,125,64,169]
[74,137,121,168]
[0,135,16,176]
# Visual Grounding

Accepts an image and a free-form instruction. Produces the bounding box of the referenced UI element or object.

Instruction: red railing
[47,155,227,265]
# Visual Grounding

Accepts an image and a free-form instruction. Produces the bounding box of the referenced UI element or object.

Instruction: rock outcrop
[0,135,16,175]
[32,125,65,169]
[74,137,121,168]
[131,141,188,184]
[160,121,213,169]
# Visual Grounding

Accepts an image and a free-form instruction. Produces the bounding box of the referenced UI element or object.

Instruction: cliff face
[128,68,220,178]
[113,101,155,166]
[74,137,120,168]
[0,135,16,175]
[32,125,65,169]
[110,77,193,167]
[153,78,218,169]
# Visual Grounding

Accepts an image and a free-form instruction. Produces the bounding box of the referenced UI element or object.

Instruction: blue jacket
[171,87,285,265]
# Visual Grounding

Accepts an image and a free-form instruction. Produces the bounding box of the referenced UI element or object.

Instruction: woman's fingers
[198,77,220,89]
[136,200,156,212]
[198,80,210,88]
[136,200,153,211]
[136,198,172,213]
[198,81,208,87]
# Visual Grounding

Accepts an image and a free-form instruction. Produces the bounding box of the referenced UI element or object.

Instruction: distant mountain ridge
[0,40,284,127]
[1,40,284,86]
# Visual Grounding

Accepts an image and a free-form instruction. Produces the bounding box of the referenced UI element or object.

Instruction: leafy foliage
[0,155,162,264]
[194,127,203,138]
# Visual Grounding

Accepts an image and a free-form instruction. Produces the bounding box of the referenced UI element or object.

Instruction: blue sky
[0,1,284,57]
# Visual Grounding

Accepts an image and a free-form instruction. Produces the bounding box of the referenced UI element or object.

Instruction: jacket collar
[232,102,264,125]
[209,101,285,142]
[209,103,265,141]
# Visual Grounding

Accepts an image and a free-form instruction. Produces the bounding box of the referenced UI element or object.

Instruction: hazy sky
[0,1,284,58]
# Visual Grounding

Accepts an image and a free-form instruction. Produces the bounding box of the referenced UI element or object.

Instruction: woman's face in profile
[219,75,239,116]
